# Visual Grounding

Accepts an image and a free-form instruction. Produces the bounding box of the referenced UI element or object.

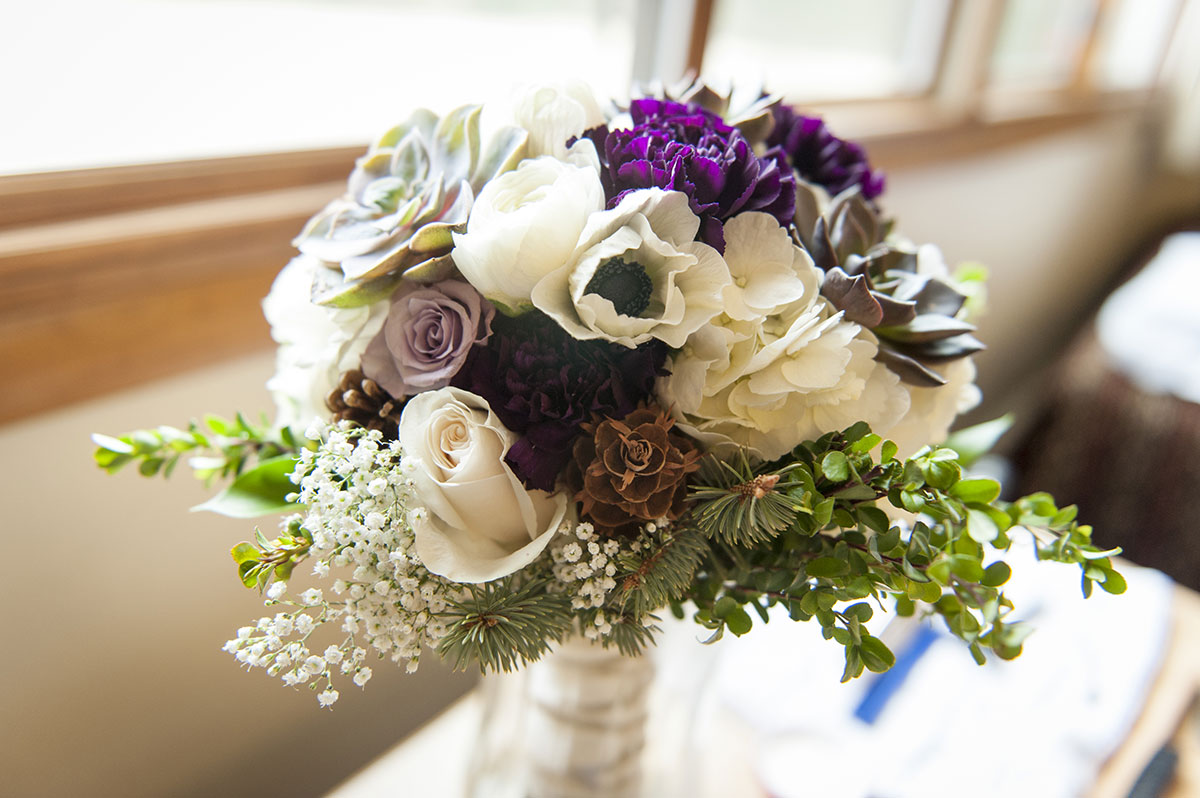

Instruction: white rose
[532,189,731,348]
[510,81,606,161]
[399,387,568,584]
[452,156,605,314]
[262,255,387,428]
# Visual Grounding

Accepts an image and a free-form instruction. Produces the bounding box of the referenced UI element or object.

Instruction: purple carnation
[586,98,794,252]
[450,312,667,491]
[767,105,885,200]
[361,279,494,398]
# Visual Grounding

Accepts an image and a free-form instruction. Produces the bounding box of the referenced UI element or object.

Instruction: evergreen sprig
[439,577,574,674]
[688,451,807,546]
[614,526,709,616]
[92,413,306,486]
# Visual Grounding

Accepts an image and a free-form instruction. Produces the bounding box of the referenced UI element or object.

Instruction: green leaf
[725,607,753,636]
[982,561,1012,587]
[951,478,1001,504]
[859,636,896,673]
[942,414,1014,467]
[857,506,889,534]
[821,451,850,482]
[712,596,740,619]
[91,433,135,454]
[966,508,1000,543]
[880,440,898,463]
[192,455,299,518]
[806,557,850,579]
[230,542,260,565]
[1101,569,1127,595]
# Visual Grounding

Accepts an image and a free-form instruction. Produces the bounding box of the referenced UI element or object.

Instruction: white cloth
[714,542,1174,798]
[1096,232,1200,404]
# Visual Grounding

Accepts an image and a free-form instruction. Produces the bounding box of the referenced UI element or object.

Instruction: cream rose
[452,155,605,314]
[262,255,388,428]
[399,387,568,583]
[531,189,731,348]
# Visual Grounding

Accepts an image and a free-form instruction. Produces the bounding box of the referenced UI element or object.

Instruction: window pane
[702,0,952,101]
[1090,0,1180,89]
[1,0,634,175]
[989,0,1098,89]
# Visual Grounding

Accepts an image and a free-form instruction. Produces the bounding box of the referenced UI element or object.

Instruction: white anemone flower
[531,189,731,349]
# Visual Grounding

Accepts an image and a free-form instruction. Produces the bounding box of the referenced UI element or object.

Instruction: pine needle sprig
[438,577,573,674]
[688,451,807,546]
[614,527,710,616]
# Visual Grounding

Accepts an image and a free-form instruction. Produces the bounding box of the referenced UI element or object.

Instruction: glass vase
[466,634,654,798]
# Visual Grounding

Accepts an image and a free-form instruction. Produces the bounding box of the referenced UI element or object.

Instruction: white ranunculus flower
[658,219,910,459]
[399,387,568,584]
[262,256,388,428]
[531,189,731,349]
[510,81,606,161]
[886,357,981,459]
[452,155,605,314]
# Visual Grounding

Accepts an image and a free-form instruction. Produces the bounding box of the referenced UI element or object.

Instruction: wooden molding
[0,146,359,232]
[0,183,340,424]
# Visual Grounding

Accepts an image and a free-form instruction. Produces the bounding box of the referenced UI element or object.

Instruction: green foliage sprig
[231,519,314,591]
[677,421,1124,680]
[92,413,305,484]
[93,413,310,518]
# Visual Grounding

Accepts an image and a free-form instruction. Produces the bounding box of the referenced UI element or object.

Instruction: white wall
[1,113,1197,797]
[0,353,474,798]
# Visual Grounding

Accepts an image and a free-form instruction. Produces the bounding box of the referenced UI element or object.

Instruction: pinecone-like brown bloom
[569,406,701,536]
[326,369,405,439]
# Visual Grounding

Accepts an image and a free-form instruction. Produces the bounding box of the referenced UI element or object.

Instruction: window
[702,0,953,101]
[2,0,1192,423]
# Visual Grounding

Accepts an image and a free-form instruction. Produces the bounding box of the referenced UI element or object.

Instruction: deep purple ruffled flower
[585,98,794,252]
[767,105,885,200]
[450,312,667,491]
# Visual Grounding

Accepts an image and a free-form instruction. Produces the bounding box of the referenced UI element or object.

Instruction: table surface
[329,586,1200,798]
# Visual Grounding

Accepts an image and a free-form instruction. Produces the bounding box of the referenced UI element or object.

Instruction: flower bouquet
[94,79,1125,795]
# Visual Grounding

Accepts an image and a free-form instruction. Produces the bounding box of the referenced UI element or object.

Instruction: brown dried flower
[569,406,701,536]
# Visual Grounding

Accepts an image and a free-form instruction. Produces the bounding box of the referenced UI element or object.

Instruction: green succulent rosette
[296,105,528,308]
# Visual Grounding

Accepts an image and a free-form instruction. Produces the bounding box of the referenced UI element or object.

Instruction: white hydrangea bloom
[262,256,388,428]
[658,217,910,459]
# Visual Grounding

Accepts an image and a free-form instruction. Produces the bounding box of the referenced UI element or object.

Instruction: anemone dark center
[584,258,653,317]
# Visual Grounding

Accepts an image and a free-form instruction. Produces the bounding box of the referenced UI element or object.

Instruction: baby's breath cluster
[223,421,460,705]
[549,521,622,613]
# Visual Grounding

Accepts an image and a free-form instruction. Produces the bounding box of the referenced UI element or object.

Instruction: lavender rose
[361,280,495,398]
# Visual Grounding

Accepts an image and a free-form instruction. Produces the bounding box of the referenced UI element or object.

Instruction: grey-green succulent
[823,246,984,387]
[791,181,980,386]
[793,181,892,270]
[295,105,528,308]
